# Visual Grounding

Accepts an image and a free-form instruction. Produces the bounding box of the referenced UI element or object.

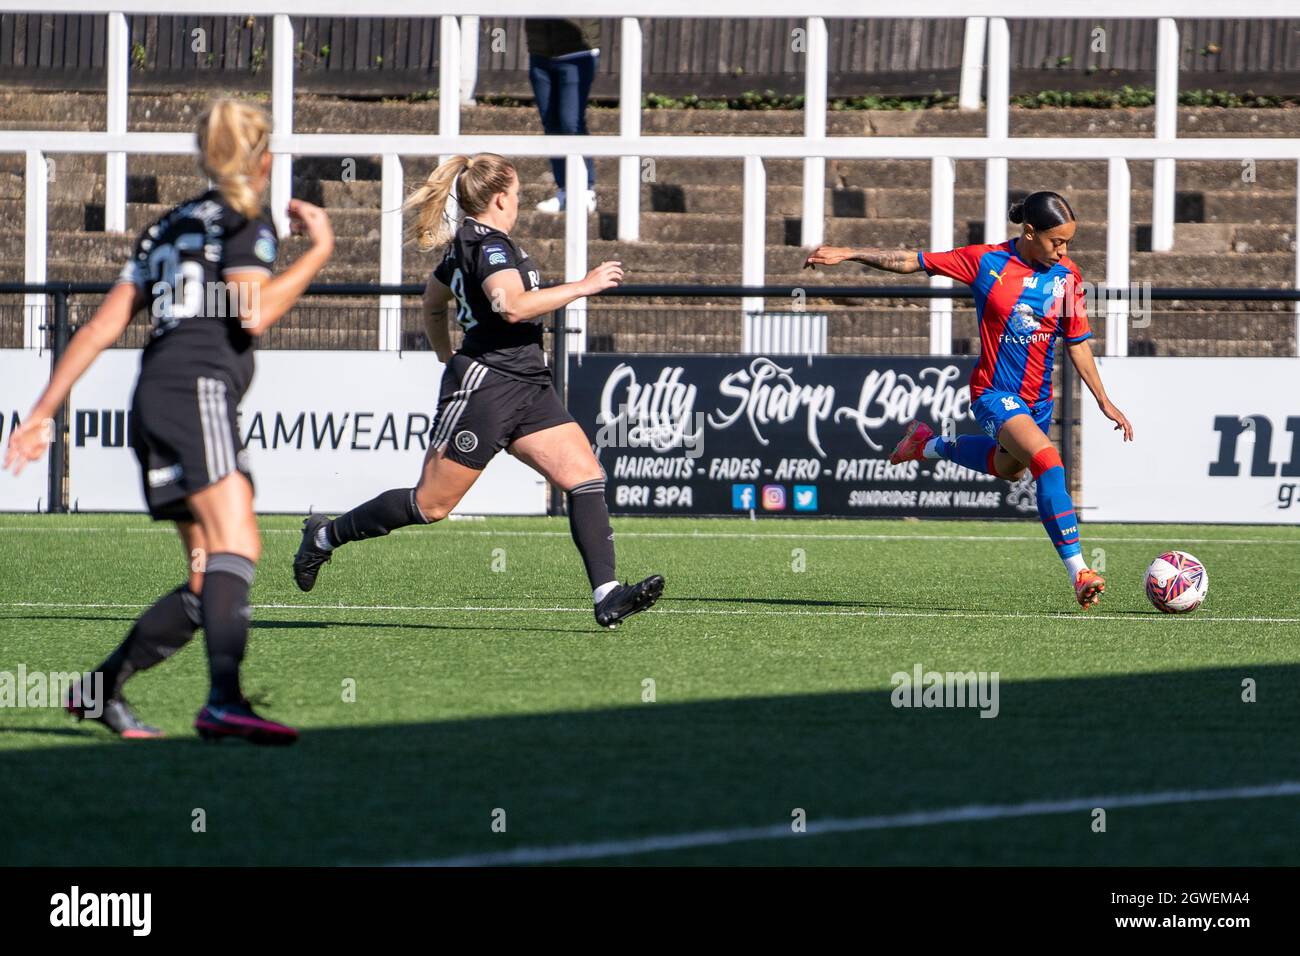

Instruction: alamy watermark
[0,666,103,718]
[150,278,262,330]
[890,663,1000,718]
[595,404,706,458]
[49,886,151,936]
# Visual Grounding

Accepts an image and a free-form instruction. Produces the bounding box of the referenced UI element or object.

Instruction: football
[1144,551,1210,613]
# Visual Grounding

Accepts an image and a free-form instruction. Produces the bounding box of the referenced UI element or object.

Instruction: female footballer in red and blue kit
[805,191,1133,608]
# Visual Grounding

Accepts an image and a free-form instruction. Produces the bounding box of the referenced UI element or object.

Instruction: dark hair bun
[1011,191,1076,231]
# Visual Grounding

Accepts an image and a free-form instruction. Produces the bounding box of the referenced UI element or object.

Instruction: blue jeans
[528,52,597,191]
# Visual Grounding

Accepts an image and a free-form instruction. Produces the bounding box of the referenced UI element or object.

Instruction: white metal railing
[3,3,1299,359]
[743,311,828,355]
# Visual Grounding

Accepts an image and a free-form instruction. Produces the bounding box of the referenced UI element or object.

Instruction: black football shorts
[430,354,573,470]
[130,372,253,521]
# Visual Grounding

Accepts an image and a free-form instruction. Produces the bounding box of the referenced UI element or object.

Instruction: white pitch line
[2,600,1297,625]
[0,526,1296,546]
[394,780,1300,867]
[383,530,1300,546]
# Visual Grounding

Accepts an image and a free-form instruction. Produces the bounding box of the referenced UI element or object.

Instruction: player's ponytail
[1009,191,1076,231]
[406,153,517,252]
[196,98,271,221]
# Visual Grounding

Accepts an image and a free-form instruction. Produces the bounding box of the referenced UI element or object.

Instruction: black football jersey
[432,217,550,384]
[117,189,278,392]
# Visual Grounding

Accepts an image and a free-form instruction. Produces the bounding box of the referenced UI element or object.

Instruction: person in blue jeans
[525,18,600,213]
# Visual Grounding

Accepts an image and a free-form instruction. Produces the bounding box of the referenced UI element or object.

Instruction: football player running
[292,153,663,629]
[805,191,1132,608]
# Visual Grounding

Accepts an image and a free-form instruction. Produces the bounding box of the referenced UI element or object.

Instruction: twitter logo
[792,485,818,512]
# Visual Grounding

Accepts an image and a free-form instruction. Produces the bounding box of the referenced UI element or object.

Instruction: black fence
[2,280,1298,514]
[4,15,1300,97]
[7,284,1295,356]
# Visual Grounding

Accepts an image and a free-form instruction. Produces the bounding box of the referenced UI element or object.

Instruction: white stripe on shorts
[432,361,488,449]
[197,377,234,482]
[211,379,236,476]
[197,378,219,481]
[432,360,489,450]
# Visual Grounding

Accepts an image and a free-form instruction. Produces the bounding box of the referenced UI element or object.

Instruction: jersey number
[147,242,205,329]
[449,268,477,332]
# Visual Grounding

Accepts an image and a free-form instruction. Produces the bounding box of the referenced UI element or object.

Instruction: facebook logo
[731,484,757,510]
[793,485,818,512]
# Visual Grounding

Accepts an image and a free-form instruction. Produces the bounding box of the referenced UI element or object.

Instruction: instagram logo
[761,485,786,511]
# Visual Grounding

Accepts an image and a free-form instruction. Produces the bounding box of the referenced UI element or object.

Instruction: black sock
[567,479,616,591]
[201,553,255,706]
[97,584,202,698]
[327,487,429,547]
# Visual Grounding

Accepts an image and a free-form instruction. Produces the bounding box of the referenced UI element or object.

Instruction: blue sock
[931,435,1000,477]
[1030,448,1082,561]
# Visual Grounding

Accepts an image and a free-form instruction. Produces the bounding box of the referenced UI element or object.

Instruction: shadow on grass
[0,665,1297,866]
[0,726,98,739]
[0,614,598,636]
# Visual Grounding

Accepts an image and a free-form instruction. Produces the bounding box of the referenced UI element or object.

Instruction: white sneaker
[535,189,597,213]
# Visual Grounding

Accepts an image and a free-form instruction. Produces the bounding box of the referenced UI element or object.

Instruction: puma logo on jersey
[989,267,1007,286]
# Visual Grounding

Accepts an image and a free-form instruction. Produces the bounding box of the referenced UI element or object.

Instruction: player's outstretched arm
[482,261,623,325]
[803,246,922,274]
[232,199,335,337]
[4,282,140,474]
[1069,339,1134,441]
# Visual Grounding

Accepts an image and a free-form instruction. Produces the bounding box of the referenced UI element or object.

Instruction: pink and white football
[1145,551,1209,613]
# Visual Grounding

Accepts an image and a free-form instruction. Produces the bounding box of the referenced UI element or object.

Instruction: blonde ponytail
[405,152,517,253]
[196,98,271,220]
[405,155,471,252]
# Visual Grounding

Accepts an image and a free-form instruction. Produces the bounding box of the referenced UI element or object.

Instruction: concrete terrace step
[4,89,1299,136]
[0,153,210,178]
[5,166,1293,236]
[8,218,1292,284]
[0,199,385,239]
[233,247,1300,285]
[9,258,1295,306]
[818,220,1267,253]
[303,176,1297,222]
[23,228,1293,278]
[778,253,1298,286]
[3,184,1293,259]
[8,152,1294,197]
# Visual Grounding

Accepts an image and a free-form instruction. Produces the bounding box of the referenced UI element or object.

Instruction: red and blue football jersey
[918,240,1092,404]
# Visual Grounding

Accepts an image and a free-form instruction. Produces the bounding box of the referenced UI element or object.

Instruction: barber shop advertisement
[567,354,1035,518]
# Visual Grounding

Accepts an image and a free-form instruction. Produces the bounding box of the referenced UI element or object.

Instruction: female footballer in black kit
[293,153,664,628]
[5,100,334,743]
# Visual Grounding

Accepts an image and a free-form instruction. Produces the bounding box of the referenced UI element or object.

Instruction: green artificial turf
[1,514,1297,865]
